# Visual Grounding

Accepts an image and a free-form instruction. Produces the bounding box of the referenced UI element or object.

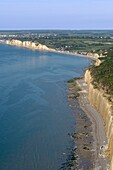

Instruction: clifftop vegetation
[90,48,113,95]
[1,30,113,53]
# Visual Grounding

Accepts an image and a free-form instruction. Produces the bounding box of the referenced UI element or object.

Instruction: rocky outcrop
[5,39,55,52]
[85,70,113,170]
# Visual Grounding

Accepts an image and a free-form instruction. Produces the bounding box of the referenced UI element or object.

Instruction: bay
[0,44,91,170]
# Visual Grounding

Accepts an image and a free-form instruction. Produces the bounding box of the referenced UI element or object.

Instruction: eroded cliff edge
[2,39,55,52]
[85,69,113,170]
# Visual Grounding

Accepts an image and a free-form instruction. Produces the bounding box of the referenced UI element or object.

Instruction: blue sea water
[0,44,91,170]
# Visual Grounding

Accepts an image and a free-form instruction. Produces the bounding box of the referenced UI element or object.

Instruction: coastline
[77,79,109,169]
[67,79,94,169]
[0,39,97,60]
[53,50,97,60]
[0,39,109,169]
[66,77,109,169]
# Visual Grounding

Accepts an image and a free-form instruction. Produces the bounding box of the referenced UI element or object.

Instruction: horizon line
[0,28,113,31]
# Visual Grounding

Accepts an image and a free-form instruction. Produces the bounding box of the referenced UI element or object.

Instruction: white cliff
[85,70,113,170]
[87,53,100,59]
[5,39,55,52]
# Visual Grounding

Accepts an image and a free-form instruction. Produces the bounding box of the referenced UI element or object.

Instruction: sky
[0,0,113,30]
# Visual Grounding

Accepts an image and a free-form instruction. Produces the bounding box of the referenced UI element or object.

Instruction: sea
[0,43,91,170]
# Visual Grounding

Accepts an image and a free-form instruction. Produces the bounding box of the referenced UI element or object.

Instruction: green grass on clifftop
[90,48,113,95]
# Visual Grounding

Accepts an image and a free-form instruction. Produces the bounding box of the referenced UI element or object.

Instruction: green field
[1,30,113,54]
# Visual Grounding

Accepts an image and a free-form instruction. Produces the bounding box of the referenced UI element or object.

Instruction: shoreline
[1,39,109,168]
[77,78,109,169]
[66,76,109,169]
[67,79,94,169]
[50,49,96,60]
[0,39,97,60]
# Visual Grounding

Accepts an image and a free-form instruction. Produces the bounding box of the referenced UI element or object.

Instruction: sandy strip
[77,79,110,170]
[52,50,97,60]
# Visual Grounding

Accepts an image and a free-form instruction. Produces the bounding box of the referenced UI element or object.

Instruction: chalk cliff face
[87,53,100,59]
[5,39,55,52]
[95,59,102,66]
[85,70,113,170]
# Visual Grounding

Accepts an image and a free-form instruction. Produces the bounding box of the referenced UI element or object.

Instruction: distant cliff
[85,70,113,170]
[87,52,100,59]
[4,39,55,52]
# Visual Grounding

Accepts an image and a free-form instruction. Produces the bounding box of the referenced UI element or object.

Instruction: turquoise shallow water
[0,44,91,170]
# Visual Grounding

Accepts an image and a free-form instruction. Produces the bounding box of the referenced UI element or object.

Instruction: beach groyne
[85,70,113,170]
